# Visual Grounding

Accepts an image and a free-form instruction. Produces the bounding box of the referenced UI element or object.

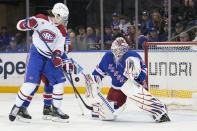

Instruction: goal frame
[144,41,197,97]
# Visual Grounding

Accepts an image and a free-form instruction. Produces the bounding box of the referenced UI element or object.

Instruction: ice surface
[0,93,197,131]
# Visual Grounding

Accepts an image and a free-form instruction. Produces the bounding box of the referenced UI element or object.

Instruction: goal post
[144,42,197,99]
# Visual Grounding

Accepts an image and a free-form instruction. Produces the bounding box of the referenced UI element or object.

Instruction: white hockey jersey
[16,14,66,58]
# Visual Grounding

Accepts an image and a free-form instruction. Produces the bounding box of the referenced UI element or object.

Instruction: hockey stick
[36,30,93,111]
[67,71,85,115]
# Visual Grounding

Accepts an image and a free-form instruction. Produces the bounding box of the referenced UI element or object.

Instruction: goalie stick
[36,30,93,111]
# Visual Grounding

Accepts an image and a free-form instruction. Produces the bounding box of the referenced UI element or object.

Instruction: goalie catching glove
[124,56,141,79]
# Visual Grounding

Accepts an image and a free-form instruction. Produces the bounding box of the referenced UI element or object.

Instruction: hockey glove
[64,43,72,54]
[24,18,38,30]
[63,58,74,73]
[84,74,103,98]
[124,56,141,79]
[53,50,62,67]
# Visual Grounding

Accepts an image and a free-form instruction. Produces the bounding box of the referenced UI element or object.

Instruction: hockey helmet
[52,3,69,19]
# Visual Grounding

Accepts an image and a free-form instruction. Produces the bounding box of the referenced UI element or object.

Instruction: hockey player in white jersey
[85,37,170,122]
[9,3,70,122]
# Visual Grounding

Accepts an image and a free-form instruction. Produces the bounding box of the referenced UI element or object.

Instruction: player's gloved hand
[24,18,38,30]
[53,50,62,67]
[64,43,72,54]
[63,58,74,73]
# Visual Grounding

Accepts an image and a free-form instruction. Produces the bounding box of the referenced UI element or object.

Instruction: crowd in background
[1,0,197,51]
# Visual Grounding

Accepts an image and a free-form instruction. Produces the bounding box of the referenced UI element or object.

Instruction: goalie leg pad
[121,79,168,121]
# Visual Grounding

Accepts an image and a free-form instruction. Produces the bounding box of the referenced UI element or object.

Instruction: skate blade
[51,116,69,123]
[42,115,52,120]
[16,116,31,123]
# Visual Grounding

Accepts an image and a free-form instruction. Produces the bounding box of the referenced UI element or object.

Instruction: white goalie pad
[124,56,141,79]
[121,79,168,121]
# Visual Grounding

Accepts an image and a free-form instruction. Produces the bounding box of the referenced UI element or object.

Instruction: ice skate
[16,107,32,123]
[51,104,69,123]
[9,105,20,122]
[157,113,171,123]
[42,104,53,120]
[18,107,32,119]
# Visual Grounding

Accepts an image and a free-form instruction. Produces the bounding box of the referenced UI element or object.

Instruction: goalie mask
[111,37,129,64]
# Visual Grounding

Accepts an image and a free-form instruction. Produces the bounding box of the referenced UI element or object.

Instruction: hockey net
[144,42,197,111]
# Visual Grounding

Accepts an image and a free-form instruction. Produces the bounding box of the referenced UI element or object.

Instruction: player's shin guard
[52,83,64,108]
[121,80,170,122]
[22,86,38,108]
[15,83,37,107]
[9,83,37,121]
[43,85,53,106]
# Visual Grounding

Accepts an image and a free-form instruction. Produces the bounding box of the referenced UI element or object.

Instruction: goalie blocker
[85,37,170,122]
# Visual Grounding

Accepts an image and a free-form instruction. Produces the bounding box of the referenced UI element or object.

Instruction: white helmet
[111,37,128,63]
[52,3,69,18]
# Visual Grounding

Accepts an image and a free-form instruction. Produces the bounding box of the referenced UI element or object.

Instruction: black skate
[9,105,20,122]
[51,104,69,123]
[18,107,32,119]
[42,104,53,120]
[16,107,32,123]
[157,113,171,123]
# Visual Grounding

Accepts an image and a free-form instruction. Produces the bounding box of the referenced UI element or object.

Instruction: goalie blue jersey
[92,51,147,89]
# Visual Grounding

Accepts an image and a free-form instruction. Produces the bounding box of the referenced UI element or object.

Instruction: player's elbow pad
[16,20,29,31]
[134,71,147,83]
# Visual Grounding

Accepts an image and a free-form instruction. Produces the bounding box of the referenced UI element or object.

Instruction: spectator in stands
[6,36,22,51]
[119,14,131,37]
[159,0,169,22]
[76,26,86,47]
[0,26,11,51]
[152,10,165,35]
[181,0,197,23]
[104,26,113,50]
[192,28,197,41]
[140,11,153,35]
[69,31,78,51]
[15,32,26,51]
[95,27,101,43]
[84,26,97,50]
[137,28,147,50]
[110,12,120,34]
[67,28,74,36]
[180,32,189,41]
[159,22,168,41]
[112,26,123,40]
[148,27,160,42]
[172,23,184,41]
[128,25,136,49]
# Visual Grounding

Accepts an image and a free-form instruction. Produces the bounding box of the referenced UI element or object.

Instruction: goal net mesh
[144,42,197,110]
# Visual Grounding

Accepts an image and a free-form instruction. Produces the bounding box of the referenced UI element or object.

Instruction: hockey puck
[75,77,80,82]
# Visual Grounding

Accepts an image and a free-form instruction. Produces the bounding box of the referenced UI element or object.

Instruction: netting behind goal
[144,42,197,110]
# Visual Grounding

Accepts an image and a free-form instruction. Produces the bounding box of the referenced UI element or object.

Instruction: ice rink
[0,93,197,131]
